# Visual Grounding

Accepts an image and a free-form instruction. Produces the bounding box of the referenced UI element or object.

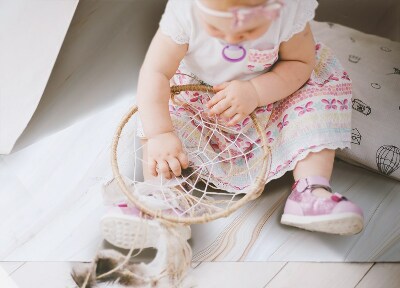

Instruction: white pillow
[311,21,400,181]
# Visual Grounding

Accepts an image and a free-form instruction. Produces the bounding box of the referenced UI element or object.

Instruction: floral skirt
[142,43,352,193]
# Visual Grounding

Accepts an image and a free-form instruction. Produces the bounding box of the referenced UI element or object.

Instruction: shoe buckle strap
[332,192,348,202]
[293,176,332,193]
[307,184,333,193]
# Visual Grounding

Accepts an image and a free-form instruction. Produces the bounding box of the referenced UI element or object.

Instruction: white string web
[115,88,268,220]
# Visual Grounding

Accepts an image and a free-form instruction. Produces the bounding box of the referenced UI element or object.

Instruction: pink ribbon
[229,0,285,29]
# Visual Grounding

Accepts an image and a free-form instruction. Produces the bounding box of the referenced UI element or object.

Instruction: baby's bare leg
[292,148,335,198]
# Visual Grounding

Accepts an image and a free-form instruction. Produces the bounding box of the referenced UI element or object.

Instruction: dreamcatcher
[72,84,272,287]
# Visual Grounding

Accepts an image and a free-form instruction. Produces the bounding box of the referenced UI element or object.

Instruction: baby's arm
[137,29,187,137]
[137,29,189,179]
[250,23,316,105]
[207,24,316,126]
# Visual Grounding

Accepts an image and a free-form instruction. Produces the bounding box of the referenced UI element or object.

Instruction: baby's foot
[311,187,332,198]
[99,177,191,250]
[101,202,191,250]
[280,176,364,235]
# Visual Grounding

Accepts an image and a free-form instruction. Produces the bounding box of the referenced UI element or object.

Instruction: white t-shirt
[159,0,318,85]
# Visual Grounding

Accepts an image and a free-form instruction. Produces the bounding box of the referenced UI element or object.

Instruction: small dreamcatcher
[72,84,272,287]
[112,84,272,224]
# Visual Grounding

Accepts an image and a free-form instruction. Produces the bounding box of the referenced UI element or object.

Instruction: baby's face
[197,0,272,44]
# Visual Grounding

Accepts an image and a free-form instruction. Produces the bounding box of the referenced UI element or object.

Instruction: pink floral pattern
[294,101,314,116]
[266,131,274,143]
[337,99,349,110]
[247,47,279,72]
[307,74,339,87]
[341,71,350,81]
[277,114,289,131]
[321,99,338,110]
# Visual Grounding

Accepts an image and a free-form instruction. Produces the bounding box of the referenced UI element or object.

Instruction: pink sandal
[280,176,364,235]
[101,202,191,250]
[100,179,191,250]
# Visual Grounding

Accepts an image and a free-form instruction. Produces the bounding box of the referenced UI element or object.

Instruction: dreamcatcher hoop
[111,84,272,225]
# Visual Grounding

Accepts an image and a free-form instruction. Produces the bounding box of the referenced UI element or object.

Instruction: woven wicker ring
[111,84,272,225]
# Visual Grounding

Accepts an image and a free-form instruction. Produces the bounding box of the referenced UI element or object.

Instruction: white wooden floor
[2,97,400,262]
[191,159,400,262]
[1,261,399,288]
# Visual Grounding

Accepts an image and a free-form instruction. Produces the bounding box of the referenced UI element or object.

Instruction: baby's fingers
[220,107,237,120]
[148,159,158,177]
[227,114,246,127]
[157,160,172,179]
[206,91,226,111]
[177,152,189,169]
[167,157,182,177]
[213,82,230,92]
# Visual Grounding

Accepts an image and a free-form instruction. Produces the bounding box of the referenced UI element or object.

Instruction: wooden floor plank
[346,184,400,261]
[191,262,286,288]
[5,261,399,288]
[10,262,77,288]
[6,261,287,288]
[356,263,400,288]
[265,262,373,288]
[0,265,19,288]
[0,262,25,275]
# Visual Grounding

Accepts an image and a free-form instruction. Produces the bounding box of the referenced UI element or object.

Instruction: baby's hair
[201,0,268,11]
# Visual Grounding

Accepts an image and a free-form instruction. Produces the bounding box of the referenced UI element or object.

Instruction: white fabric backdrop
[0,0,78,154]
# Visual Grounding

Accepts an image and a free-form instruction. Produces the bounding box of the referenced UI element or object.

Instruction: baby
[102,0,364,250]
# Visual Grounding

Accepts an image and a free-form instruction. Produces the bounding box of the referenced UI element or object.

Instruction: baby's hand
[147,132,189,179]
[206,80,260,126]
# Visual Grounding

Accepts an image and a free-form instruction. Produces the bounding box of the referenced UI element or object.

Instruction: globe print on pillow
[376,145,400,175]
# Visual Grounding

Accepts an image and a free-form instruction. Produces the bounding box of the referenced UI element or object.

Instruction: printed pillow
[310,21,400,181]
